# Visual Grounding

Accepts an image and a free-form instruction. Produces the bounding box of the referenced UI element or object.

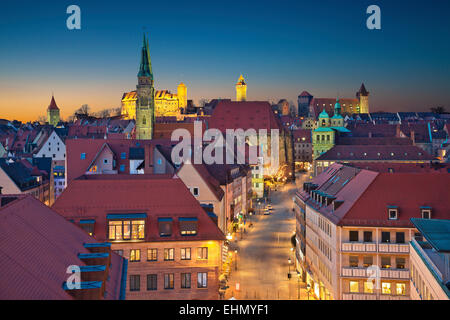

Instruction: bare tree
[76,104,91,116]
[36,115,47,124]
[430,106,446,114]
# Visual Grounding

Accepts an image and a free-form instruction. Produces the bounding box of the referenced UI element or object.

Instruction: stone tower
[177,82,187,111]
[47,95,60,127]
[135,34,155,140]
[356,83,369,114]
[235,75,247,101]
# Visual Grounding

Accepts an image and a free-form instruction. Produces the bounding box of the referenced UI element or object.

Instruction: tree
[199,98,209,108]
[76,104,91,116]
[36,115,47,124]
[430,106,446,114]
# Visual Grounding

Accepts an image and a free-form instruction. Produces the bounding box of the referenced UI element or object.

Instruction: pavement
[223,174,313,300]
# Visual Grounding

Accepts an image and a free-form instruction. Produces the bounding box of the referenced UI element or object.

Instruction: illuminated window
[349,256,358,267]
[80,153,86,160]
[181,248,191,260]
[363,256,373,268]
[349,281,359,293]
[381,257,391,269]
[395,283,406,295]
[180,218,198,235]
[108,220,145,241]
[382,282,391,294]
[364,281,374,293]
[396,257,406,269]
[197,247,208,260]
[147,248,157,261]
[164,248,174,261]
[130,249,140,262]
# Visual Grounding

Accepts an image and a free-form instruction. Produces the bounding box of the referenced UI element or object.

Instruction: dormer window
[388,206,398,220]
[421,207,432,219]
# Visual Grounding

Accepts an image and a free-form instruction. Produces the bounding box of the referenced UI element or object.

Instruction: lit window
[80,153,86,159]
[181,248,191,260]
[108,220,145,241]
[381,282,391,294]
[130,249,141,262]
[147,248,157,261]
[349,281,359,293]
[364,281,374,293]
[164,248,174,261]
[197,247,208,260]
[396,283,406,295]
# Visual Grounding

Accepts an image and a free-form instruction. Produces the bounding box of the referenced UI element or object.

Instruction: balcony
[343,293,409,300]
[378,243,409,254]
[341,242,409,253]
[341,242,377,253]
[341,267,410,279]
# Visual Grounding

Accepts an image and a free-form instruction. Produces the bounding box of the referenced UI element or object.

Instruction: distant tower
[235,75,247,101]
[279,99,290,116]
[177,82,187,111]
[47,95,60,126]
[356,83,370,114]
[135,34,155,140]
[297,91,313,117]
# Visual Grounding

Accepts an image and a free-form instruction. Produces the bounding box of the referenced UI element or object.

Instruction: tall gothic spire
[138,33,153,79]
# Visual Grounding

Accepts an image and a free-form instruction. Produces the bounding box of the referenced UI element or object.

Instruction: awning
[107,213,147,219]
[80,219,95,224]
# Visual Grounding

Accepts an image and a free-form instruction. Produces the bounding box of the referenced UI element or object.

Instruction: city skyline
[1,0,450,121]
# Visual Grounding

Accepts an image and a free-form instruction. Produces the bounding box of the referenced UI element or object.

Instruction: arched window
[142,116,146,125]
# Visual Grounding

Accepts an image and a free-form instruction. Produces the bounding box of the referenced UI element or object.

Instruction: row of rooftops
[298,163,450,228]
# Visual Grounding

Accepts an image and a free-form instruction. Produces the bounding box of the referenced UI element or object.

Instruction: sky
[0,0,449,121]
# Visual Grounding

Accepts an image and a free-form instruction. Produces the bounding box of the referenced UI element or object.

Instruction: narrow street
[224,173,312,300]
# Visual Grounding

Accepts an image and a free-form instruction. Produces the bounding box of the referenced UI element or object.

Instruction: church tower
[356,83,370,114]
[235,75,247,101]
[47,95,60,127]
[135,34,155,140]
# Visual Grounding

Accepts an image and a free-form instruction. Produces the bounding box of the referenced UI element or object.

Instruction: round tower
[177,82,187,111]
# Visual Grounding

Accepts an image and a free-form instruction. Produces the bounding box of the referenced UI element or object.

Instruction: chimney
[396,124,401,137]
[144,143,154,174]
[411,130,415,145]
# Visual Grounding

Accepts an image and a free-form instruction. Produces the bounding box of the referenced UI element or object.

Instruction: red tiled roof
[340,173,450,227]
[348,162,450,173]
[316,145,436,161]
[0,195,124,300]
[208,101,282,132]
[293,129,311,143]
[65,138,173,183]
[52,176,225,242]
[337,137,412,145]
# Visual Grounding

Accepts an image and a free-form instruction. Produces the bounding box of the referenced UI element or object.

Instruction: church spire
[138,33,153,79]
